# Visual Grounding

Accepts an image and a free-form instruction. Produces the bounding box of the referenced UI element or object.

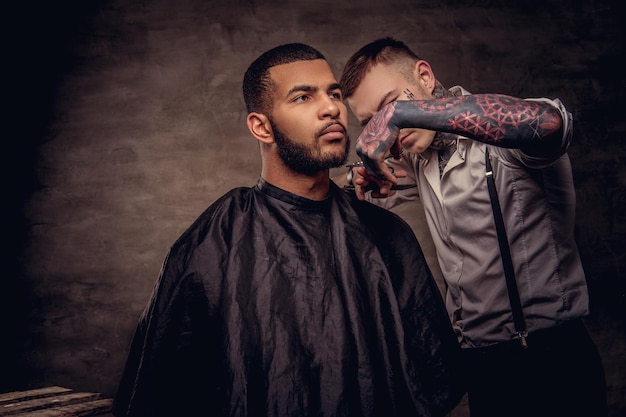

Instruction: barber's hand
[355,102,403,184]
[350,165,407,201]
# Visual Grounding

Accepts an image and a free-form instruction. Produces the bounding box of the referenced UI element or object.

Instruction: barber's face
[347,62,436,154]
[268,59,350,174]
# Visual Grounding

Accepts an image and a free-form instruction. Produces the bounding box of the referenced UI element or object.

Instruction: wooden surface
[0,387,112,416]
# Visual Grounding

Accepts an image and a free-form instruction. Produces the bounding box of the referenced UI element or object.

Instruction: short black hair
[243,43,325,115]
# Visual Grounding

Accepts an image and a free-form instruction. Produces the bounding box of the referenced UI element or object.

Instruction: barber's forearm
[393,94,564,150]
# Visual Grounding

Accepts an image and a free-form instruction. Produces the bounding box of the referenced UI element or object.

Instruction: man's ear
[247,112,274,144]
[413,60,435,94]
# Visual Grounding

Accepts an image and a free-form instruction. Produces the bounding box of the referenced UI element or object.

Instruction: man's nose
[319,96,341,119]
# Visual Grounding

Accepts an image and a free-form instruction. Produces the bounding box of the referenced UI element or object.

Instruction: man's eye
[329,92,342,100]
[293,95,309,103]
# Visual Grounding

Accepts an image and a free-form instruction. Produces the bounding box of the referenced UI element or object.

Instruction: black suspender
[485,148,528,348]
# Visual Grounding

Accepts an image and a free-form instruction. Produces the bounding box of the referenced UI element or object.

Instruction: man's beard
[271,120,350,175]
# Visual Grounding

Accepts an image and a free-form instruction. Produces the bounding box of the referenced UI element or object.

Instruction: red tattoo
[359,103,396,155]
[414,94,561,144]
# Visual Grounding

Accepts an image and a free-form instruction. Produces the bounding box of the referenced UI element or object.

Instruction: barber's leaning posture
[338,37,607,417]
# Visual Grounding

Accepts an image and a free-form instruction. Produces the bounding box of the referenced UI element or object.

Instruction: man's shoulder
[170,186,256,250]
[342,189,415,235]
[196,186,254,222]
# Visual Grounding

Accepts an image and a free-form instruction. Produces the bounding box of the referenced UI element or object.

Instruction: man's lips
[319,124,346,140]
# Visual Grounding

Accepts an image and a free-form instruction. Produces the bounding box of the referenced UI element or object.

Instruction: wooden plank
[0,392,101,416]
[0,387,72,406]
[10,399,113,417]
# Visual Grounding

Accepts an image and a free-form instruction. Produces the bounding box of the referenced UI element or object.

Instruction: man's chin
[323,150,349,168]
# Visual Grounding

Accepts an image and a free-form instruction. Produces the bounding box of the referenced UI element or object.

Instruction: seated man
[112,42,464,417]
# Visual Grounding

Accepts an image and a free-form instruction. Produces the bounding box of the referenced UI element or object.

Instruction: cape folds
[113,178,463,417]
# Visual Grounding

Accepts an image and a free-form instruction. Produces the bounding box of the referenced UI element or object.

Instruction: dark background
[4,1,625,415]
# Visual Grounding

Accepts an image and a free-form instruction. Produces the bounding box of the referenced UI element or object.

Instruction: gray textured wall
[5,0,625,415]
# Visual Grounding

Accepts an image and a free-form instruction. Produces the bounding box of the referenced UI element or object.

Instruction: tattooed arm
[356,94,565,182]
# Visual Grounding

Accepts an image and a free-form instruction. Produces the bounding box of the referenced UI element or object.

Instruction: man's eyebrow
[286,84,316,97]
[286,82,341,97]
[329,82,342,92]
[376,90,394,113]
[361,90,394,127]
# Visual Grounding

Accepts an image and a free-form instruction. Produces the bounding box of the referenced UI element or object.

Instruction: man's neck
[261,169,330,201]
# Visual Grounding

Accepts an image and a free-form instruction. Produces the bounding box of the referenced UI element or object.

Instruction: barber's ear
[247,112,274,144]
[413,60,435,94]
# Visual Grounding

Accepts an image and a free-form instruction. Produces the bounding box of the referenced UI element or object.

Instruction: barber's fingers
[392,168,408,178]
[360,155,399,184]
[352,170,369,201]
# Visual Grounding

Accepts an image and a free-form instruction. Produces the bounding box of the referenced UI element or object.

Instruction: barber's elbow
[522,131,567,158]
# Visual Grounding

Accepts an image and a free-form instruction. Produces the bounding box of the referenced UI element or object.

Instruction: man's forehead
[349,85,388,123]
[269,59,336,91]
[348,63,402,123]
[355,63,395,94]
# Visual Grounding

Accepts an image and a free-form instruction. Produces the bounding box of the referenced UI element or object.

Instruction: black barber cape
[113,178,463,417]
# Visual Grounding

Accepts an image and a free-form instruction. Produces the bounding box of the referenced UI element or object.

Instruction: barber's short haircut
[340,37,422,99]
[243,43,326,115]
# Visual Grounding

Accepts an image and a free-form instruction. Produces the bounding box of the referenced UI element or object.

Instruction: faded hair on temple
[243,43,326,115]
[340,37,421,99]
